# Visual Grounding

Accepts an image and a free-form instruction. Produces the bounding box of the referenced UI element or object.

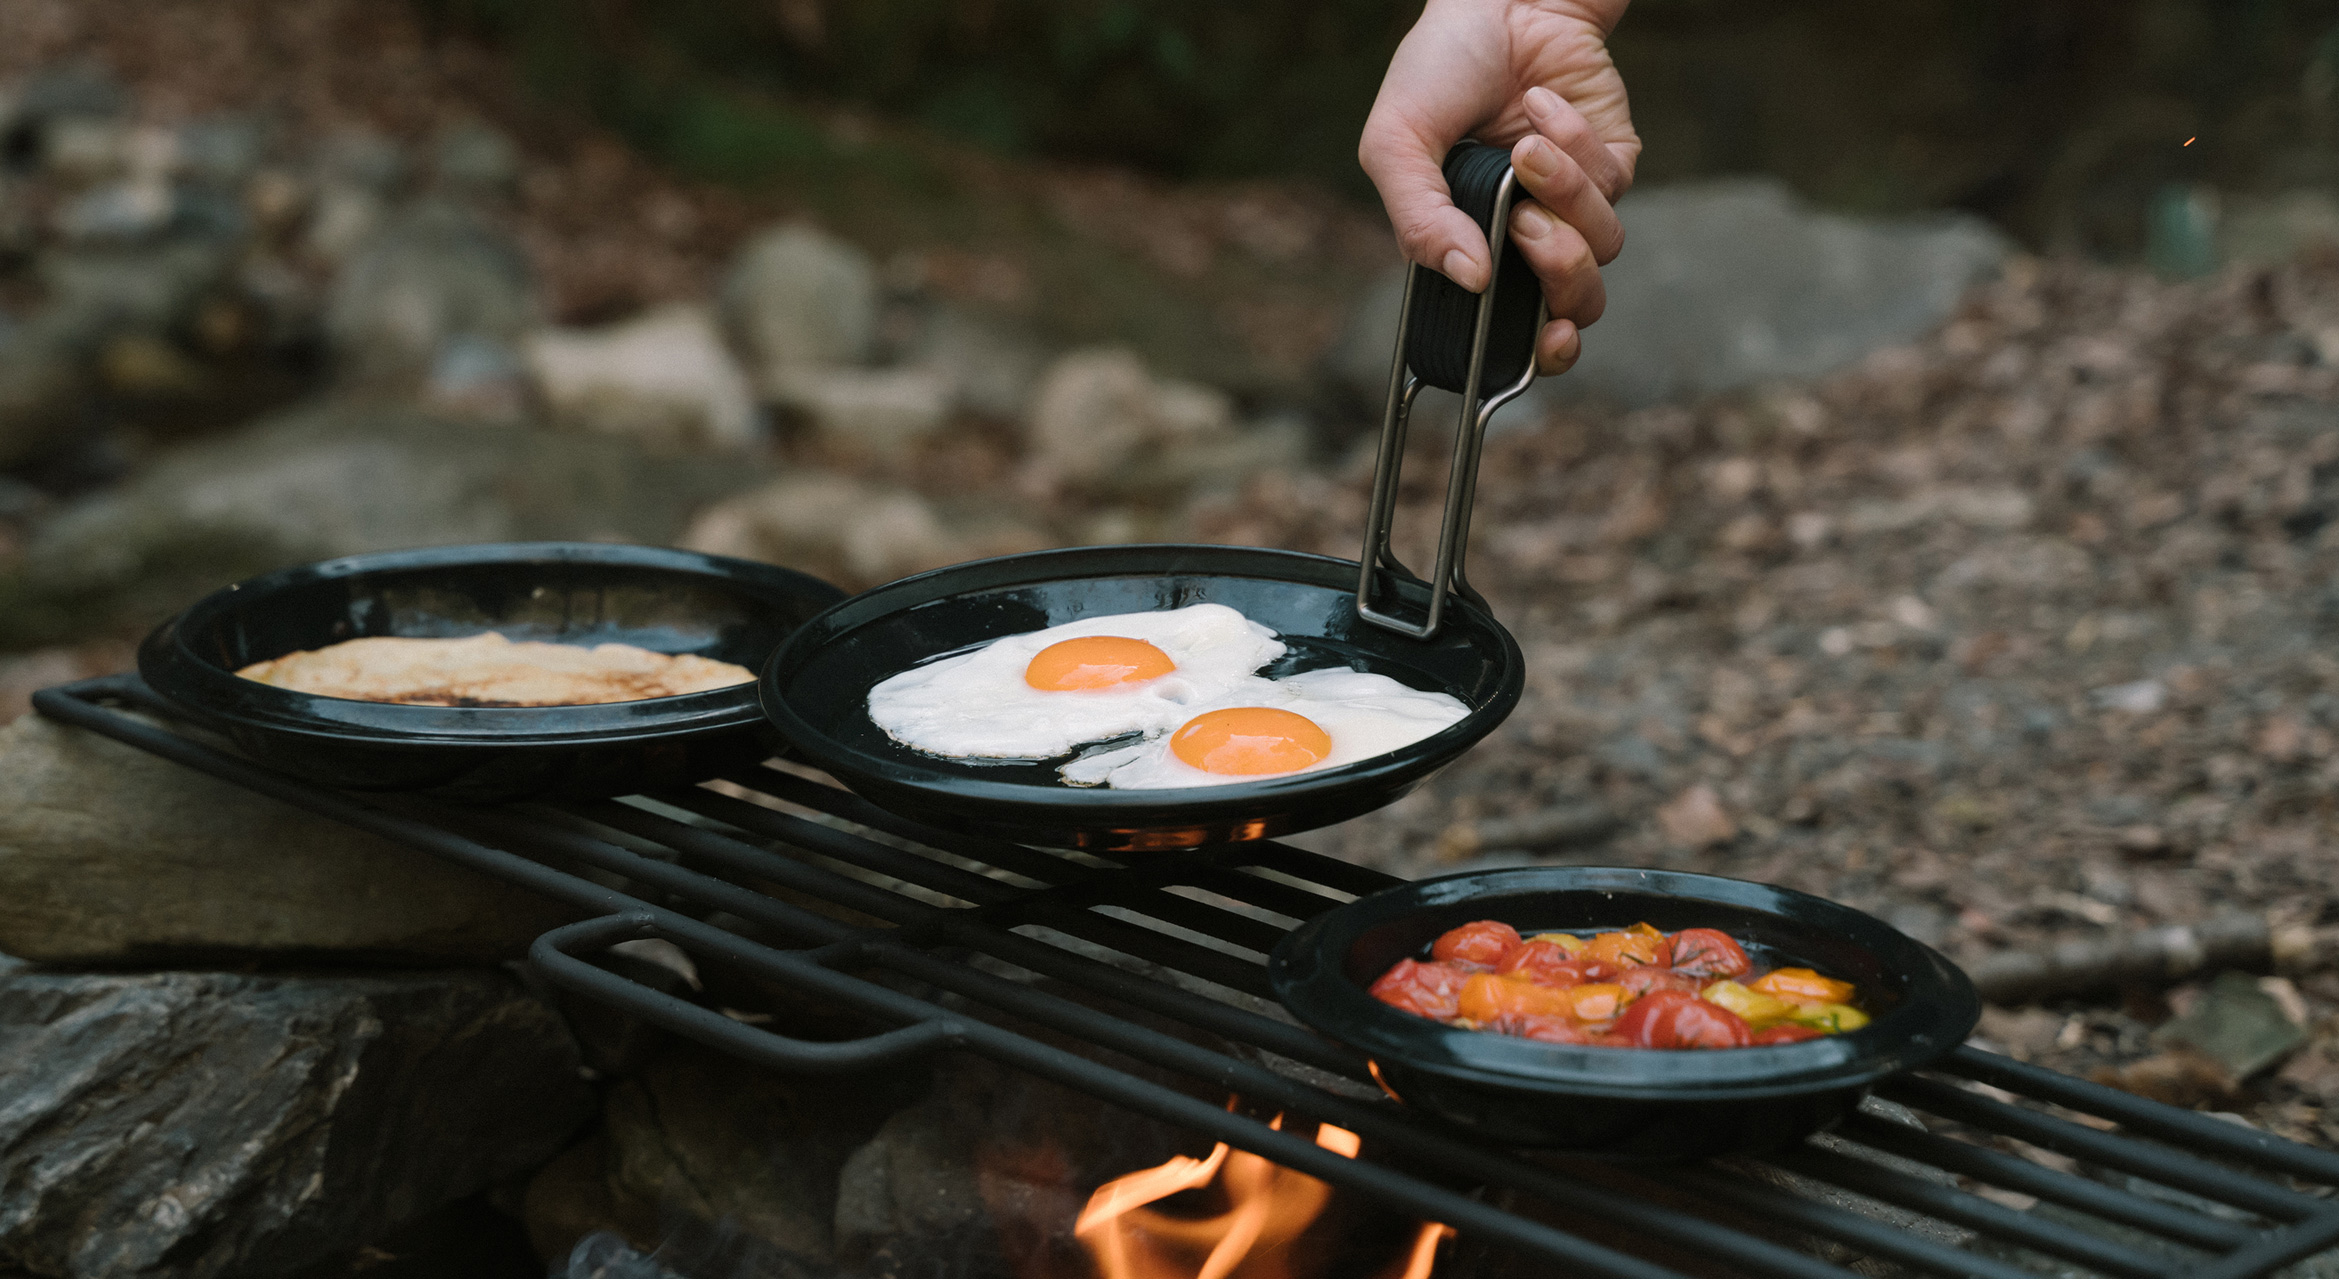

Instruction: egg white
[864,603,1285,760]
[1057,667,1470,789]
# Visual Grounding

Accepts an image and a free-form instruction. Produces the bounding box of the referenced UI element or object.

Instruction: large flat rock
[0,713,576,964]
[0,968,591,1279]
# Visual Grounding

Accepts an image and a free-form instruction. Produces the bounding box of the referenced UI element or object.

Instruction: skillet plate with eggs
[760,544,1523,851]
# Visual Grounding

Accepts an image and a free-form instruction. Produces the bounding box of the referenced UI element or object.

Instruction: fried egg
[1058,668,1470,789]
[864,603,1285,760]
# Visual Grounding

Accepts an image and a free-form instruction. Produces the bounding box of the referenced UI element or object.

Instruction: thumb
[1361,119,1493,293]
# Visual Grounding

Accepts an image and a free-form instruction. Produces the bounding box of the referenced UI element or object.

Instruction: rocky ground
[2,1,2339,1274]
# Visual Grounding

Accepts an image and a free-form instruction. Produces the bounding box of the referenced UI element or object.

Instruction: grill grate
[35,675,2339,1279]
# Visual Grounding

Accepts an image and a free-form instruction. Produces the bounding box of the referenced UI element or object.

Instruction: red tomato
[1497,940,1590,986]
[1751,1024,1827,1045]
[1369,959,1473,1020]
[1511,1015,1597,1045]
[1617,966,1705,998]
[1432,920,1523,967]
[1612,990,1754,1049]
[1666,928,1753,980]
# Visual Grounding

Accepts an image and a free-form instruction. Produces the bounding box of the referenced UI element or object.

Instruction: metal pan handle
[1356,142,1549,640]
[530,913,964,1072]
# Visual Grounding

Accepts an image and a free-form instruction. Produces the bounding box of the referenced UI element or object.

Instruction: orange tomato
[1749,967,1857,1005]
[1580,923,1669,968]
[1563,982,1630,1022]
[1457,973,1576,1023]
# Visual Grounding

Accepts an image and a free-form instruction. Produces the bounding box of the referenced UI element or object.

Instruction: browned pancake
[235,632,755,706]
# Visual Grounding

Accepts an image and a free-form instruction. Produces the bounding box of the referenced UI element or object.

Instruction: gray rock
[721,225,880,380]
[326,202,538,384]
[433,121,520,194]
[904,304,1049,421]
[5,401,761,647]
[1020,346,1237,491]
[0,712,578,965]
[596,1043,909,1270]
[0,967,591,1279]
[525,305,760,449]
[1329,178,2009,413]
[681,471,1046,591]
[315,128,406,193]
[0,313,90,470]
[832,1050,1189,1279]
[773,365,950,463]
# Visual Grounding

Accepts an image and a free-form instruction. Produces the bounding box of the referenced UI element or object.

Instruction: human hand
[1359,0,1640,375]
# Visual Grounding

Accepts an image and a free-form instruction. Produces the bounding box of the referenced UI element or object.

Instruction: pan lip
[143,541,847,748]
[1267,865,1982,1101]
[757,543,1525,816]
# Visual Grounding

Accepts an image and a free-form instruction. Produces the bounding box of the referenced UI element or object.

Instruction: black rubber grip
[1402,140,1542,395]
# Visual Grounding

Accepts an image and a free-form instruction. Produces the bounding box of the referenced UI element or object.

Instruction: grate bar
[1943,1047,2339,1188]
[1674,1168,2050,1279]
[1836,1113,2256,1251]
[1770,1145,2184,1278]
[1883,1077,2328,1223]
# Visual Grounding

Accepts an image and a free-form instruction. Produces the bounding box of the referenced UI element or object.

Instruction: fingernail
[1525,86,1560,116]
[1441,248,1485,292]
[1516,135,1559,181]
[1512,202,1556,240]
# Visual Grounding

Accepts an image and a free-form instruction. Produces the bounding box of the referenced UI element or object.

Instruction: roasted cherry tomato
[1617,966,1705,998]
[1749,967,1857,1005]
[1432,920,1523,968]
[1457,973,1577,1023]
[1612,990,1754,1049]
[1368,959,1473,1020]
[1665,928,1753,979]
[1497,940,1597,986]
[1580,923,1669,968]
[1751,1024,1827,1045]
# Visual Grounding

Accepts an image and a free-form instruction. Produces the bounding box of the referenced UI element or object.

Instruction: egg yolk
[1024,636,1176,691]
[1169,707,1333,775]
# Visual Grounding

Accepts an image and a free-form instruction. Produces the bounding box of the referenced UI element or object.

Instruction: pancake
[235,631,754,706]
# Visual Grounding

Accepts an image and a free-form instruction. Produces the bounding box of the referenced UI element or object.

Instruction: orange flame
[1073,1116,1449,1279]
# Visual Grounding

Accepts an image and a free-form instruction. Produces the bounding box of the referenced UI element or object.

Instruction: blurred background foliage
[418,0,2339,256]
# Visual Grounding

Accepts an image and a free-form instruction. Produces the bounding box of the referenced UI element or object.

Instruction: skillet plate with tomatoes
[1267,866,1980,1159]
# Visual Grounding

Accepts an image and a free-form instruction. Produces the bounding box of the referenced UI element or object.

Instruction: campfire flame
[1073,1115,1449,1279]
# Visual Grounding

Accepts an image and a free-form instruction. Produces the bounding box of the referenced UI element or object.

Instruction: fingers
[1511,134,1623,266]
[1507,197,1605,335]
[1360,114,1493,292]
[1523,85,1632,202]
[1536,318,1582,377]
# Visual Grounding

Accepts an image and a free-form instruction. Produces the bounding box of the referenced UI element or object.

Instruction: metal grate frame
[33,675,2339,1279]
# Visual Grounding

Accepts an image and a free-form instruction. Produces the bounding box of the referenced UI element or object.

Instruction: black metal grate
[35,675,2339,1279]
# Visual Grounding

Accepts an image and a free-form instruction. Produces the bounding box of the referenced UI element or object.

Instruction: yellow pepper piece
[1529,932,1586,953]
[1785,1002,1871,1033]
[1749,967,1857,1006]
[1700,980,1798,1029]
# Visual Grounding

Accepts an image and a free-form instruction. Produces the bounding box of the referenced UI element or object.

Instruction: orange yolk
[1169,707,1332,776]
[1023,636,1176,691]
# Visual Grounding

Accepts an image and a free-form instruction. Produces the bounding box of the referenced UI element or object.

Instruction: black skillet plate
[759,544,1524,850]
[140,542,846,801]
[1269,867,1981,1160]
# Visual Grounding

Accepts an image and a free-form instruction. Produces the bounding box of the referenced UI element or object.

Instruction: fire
[1073,1115,1450,1279]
